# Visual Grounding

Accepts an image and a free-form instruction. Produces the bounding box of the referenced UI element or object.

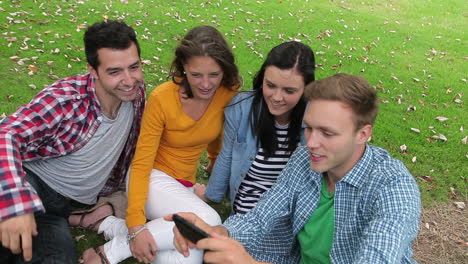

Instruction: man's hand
[0,213,37,261]
[128,225,157,263]
[164,212,223,257]
[199,232,261,264]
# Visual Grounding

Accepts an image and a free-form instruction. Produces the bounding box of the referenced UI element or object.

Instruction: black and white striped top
[233,122,297,214]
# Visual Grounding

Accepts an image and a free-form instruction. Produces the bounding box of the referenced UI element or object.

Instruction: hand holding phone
[173,214,210,244]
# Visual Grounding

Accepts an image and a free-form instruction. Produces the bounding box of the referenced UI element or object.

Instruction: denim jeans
[0,169,76,264]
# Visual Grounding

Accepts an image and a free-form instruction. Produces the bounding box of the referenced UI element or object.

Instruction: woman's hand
[128,225,158,263]
[203,160,214,175]
[194,183,208,202]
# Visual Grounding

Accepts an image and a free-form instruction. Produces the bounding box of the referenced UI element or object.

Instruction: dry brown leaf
[418,175,436,183]
[28,65,38,72]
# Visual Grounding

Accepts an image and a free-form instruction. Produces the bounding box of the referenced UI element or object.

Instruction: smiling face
[183,56,224,101]
[303,99,371,179]
[262,66,305,125]
[89,42,143,108]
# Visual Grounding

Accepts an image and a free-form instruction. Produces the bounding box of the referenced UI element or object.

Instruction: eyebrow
[303,119,338,133]
[265,78,300,90]
[105,60,140,73]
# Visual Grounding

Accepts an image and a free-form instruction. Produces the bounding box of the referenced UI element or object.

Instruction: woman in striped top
[195,41,316,214]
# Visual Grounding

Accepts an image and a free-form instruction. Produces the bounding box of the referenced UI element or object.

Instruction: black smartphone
[173,214,210,243]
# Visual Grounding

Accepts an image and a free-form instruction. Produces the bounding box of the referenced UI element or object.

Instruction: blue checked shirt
[223,145,421,264]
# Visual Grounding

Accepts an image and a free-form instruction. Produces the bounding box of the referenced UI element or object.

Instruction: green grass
[1,0,466,262]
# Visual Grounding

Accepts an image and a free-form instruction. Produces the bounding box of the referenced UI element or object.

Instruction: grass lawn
[0,0,466,263]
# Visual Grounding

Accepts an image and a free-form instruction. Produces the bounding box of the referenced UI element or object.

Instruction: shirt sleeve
[205,103,241,203]
[0,92,66,221]
[354,174,421,263]
[126,90,165,227]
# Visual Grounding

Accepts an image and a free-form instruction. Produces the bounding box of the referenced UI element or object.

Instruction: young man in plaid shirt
[169,73,421,264]
[0,20,145,263]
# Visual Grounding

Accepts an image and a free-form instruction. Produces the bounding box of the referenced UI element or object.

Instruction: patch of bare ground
[413,201,468,264]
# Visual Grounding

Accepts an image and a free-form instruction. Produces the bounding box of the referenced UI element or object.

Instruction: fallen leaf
[418,175,436,183]
[435,116,449,122]
[29,84,37,89]
[28,65,38,72]
[431,134,448,142]
[410,128,420,133]
[400,144,407,152]
[74,234,85,242]
[412,156,417,163]
[462,136,468,145]
[453,202,465,209]
[455,241,468,246]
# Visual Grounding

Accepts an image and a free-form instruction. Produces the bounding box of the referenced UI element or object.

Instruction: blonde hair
[304,73,378,130]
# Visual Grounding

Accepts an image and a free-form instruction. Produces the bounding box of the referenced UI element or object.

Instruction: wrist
[126,225,147,243]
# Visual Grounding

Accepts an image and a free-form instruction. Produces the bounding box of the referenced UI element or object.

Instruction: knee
[34,217,76,263]
[197,207,222,226]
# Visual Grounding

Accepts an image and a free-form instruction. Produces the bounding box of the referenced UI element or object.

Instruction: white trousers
[98,169,221,264]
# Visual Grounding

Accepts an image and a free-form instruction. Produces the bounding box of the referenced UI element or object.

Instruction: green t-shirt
[298,179,335,264]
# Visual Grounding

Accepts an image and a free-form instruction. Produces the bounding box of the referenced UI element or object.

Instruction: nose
[306,130,320,149]
[121,71,134,86]
[272,89,283,102]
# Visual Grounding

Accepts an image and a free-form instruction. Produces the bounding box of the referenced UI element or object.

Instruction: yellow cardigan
[126,81,237,227]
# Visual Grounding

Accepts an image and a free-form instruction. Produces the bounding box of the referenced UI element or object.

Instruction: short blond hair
[304,73,378,129]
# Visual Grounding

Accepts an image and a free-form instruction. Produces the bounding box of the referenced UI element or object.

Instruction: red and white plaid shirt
[0,73,145,221]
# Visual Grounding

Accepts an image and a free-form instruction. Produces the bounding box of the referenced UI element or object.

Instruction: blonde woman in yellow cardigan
[82,25,240,264]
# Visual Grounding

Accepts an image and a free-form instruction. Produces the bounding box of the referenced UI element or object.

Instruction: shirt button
[76,95,81,100]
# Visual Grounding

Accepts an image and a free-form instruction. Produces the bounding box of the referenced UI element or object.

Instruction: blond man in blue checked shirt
[167,73,421,264]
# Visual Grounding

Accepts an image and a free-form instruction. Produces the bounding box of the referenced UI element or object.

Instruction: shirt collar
[339,144,373,188]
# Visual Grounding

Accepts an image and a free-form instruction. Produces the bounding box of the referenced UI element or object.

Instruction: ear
[87,63,99,79]
[356,124,372,144]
